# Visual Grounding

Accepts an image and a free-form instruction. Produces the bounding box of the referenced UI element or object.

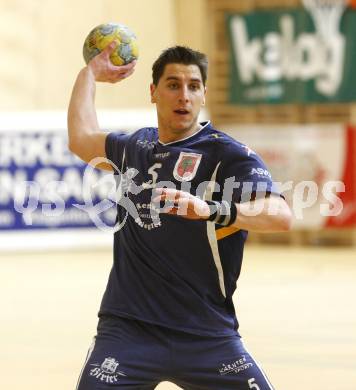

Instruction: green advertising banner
[227,7,356,104]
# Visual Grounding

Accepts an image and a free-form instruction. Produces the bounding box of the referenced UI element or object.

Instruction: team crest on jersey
[173,152,202,182]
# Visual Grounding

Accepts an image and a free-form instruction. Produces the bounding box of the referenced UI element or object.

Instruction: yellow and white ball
[83,23,139,66]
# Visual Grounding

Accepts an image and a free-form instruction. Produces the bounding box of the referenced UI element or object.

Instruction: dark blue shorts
[76,316,274,390]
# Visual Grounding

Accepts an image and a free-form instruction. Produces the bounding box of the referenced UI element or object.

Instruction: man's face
[150,63,206,135]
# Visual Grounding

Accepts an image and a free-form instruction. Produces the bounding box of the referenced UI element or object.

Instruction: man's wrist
[79,66,96,83]
[205,201,237,227]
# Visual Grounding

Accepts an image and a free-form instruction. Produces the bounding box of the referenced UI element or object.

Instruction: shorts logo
[218,355,253,375]
[90,357,126,383]
[173,152,202,182]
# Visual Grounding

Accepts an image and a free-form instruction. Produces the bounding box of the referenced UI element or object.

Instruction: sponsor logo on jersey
[173,152,202,182]
[135,202,162,230]
[218,355,253,375]
[209,133,222,139]
[153,152,170,159]
[250,167,272,178]
[136,139,156,149]
[241,144,255,156]
[89,357,126,383]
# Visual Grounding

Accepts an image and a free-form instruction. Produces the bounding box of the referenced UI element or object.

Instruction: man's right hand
[87,41,137,83]
[68,41,136,170]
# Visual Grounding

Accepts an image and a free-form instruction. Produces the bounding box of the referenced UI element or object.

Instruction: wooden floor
[1,245,355,390]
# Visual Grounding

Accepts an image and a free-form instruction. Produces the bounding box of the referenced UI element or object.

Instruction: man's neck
[158,123,203,144]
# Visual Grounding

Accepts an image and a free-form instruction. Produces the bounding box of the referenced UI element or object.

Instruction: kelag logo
[227,5,356,103]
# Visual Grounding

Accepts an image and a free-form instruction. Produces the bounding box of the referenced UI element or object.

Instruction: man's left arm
[233,195,292,232]
[153,189,292,233]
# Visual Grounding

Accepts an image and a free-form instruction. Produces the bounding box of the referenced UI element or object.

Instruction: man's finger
[120,67,135,79]
[119,60,137,72]
[103,62,136,81]
[107,59,137,73]
[104,65,135,83]
[154,188,181,201]
[103,41,118,56]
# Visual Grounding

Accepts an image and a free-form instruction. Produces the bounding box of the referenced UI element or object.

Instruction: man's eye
[168,83,178,89]
[190,84,200,91]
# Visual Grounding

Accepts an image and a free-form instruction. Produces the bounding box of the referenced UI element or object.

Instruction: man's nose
[178,86,189,102]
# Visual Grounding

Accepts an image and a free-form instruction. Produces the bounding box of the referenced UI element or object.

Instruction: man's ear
[202,86,207,106]
[150,83,156,103]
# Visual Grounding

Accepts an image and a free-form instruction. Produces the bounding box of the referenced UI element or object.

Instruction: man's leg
[76,316,167,390]
[170,333,275,390]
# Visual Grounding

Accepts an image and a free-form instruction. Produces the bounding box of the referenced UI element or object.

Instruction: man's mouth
[174,109,189,115]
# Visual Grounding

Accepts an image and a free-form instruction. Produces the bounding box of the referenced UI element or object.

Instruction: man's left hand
[153,188,210,220]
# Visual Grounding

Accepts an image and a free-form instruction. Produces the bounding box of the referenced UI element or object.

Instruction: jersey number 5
[248,378,261,390]
[142,163,162,189]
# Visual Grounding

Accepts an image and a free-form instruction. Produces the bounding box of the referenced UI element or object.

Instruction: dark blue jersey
[100,121,279,337]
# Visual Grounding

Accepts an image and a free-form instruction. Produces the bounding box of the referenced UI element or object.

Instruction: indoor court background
[2,245,356,390]
[1,1,356,389]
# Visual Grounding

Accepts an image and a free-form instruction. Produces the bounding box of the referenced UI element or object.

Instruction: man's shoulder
[108,126,157,144]
[205,124,254,158]
[133,126,157,136]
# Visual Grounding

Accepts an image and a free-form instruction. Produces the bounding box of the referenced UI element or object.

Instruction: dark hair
[152,46,208,86]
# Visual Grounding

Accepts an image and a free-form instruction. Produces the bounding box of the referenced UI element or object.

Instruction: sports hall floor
[1,244,355,390]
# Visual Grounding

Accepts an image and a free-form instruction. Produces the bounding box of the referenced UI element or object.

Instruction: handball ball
[83,22,139,66]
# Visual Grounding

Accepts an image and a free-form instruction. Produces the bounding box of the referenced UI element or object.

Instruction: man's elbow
[68,140,89,165]
[277,207,293,231]
[68,139,75,154]
[67,119,83,156]
[68,141,79,159]
[67,135,81,157]
[265,196,293,232]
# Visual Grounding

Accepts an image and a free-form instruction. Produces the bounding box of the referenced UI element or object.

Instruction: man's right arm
[68,66,109,168]
[67,42,136,170]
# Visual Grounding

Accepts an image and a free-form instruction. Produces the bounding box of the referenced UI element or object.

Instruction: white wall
[0,0,177,110]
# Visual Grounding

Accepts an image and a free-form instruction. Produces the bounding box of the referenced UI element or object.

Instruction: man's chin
[171,119,197,133]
